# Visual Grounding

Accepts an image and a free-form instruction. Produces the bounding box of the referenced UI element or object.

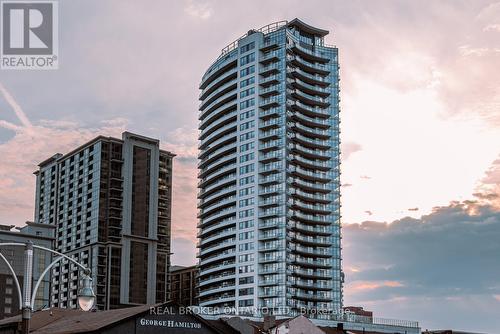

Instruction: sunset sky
[0,0,499,332]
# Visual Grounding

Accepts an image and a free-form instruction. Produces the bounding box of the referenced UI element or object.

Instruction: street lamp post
[0,242,96,334]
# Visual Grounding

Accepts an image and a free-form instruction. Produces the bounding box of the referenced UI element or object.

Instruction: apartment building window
[239,187,254,196]
[240,132,254,142]
[240,109,255,120]
[239,176,254,185]
[238,265,254,273]
[240,53,255,66]
[239,220,254,229]
[240,42,254,53]
[239,287,254,296]
[240,77,255,89]
[239,299,254,307]
[239,254,254,263]
[240,142,254,152]
[239,198,254,207]
[240,120,254,131]
[239,276,254,284]
[239,152,254,163]
[240,98,255,109]
[239,209,254,218]
[239,242,254,251]
[240,87,255,98]
[239,164,254,175]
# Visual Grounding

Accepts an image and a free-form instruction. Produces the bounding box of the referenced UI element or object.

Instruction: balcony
[288,110,330,129]
[287,54,330,75]
[288,100,330,118]
[289,42,330,63]
[290,88,330,108]
[289,78,330,97]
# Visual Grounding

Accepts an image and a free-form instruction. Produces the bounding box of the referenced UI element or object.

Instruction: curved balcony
[289,199,333,215]
[289,210,336,226]
[288,177,330,194]
[198,144,237,170]
[289,232,333,246]
[198,216,237,237]
[198,153,237,179]
[198,185,237,208]
[200,55,237,90]
[292,257,333,270]
[292,279,333,290]
[288,165,332,182]
[289,43,330,63]
[288,100,330,118]
[288,78,330,97]
[198,236,236,257]
[289,142,331,160]
[288,220,335,236]
[199,293,236,307]
[199,249,236,268]
[287,110,330,129]
[290,89,330,108]
[294,291,331,302]
[199,126,236,152]
[198,176,236,199]
[287,54,329,75]
[199,109,237,138]
[199,282,236,298]
[198,162,236,188]
[198,195,236,219]
[291,121,331,139]
[288,67,329,87]
[198,227,237,247]
[199,94,237,122]
[289,268,333,280]
[198,206,237,228]
[199,78,238,111]
[289,154,332,171]
[198,259,236,277]
[200,68,238,100]
[292,133,332,149]
[290,244,331,259]
[198,271,235,288]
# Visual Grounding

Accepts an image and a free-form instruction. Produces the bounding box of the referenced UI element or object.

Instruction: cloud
[184,0,213,20]
[483,23,500,32]
[408,207,419,211]
[343,177,500,332]
[341,141,362,161]
[364,210,373,216]
[360,175,371,180]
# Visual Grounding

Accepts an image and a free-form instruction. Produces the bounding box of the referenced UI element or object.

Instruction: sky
[0,0,499,332]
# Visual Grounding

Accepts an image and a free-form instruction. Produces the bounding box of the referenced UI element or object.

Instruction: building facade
[0,222,55,319]
[33,132,174,310]
[169,265,199,306]
[197,19,342,318]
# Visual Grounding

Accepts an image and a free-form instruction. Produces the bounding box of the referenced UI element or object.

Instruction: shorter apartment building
[169,265,198,306]
[33,132,174,310]
[0,222,55,319]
